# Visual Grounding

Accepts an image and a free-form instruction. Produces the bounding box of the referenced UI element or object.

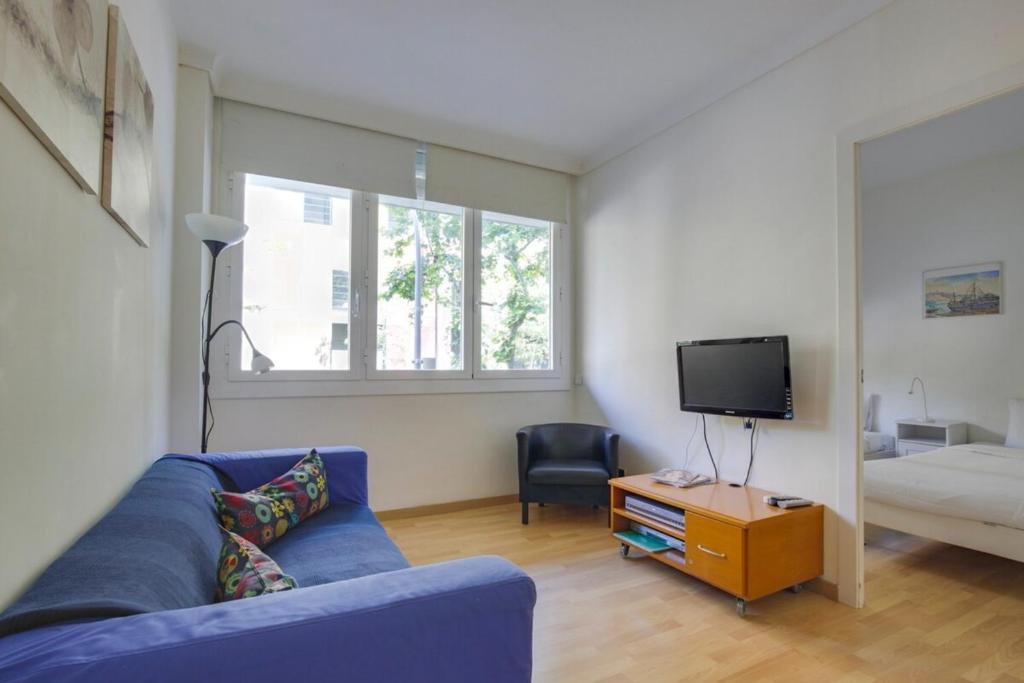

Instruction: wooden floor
[383,503,1024,682]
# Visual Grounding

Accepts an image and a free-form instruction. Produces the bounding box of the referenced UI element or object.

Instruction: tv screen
[676,337,793,420]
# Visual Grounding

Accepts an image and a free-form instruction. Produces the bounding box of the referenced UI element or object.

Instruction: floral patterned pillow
[216,528,297,601]
[212,449,330,547]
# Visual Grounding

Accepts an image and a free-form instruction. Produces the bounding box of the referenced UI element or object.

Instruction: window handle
[354,290,361,318]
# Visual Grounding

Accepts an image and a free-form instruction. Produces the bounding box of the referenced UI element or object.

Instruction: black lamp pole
[200,244,225,453]
[199,242,273,453]
[188,213,268,454]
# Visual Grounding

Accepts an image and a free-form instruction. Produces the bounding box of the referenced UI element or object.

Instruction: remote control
[777,498,813,509]
[763,495,801,506]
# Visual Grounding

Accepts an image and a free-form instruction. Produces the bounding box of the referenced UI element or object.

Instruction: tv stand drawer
[685,513,745,595]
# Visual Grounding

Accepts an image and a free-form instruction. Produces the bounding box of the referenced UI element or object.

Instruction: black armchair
[516,423,621,524]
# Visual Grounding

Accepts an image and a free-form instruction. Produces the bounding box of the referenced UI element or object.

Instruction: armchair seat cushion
[527,459,610,486]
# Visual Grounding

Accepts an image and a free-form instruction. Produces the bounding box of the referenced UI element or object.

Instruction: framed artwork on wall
[0,0,109,193]
[923,262,1002,318]
[101,4,154,246]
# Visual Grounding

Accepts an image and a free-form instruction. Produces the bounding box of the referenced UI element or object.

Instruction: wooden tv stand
[610,475,823,616]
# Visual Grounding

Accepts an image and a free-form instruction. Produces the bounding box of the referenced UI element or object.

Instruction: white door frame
[834,61,1024,608]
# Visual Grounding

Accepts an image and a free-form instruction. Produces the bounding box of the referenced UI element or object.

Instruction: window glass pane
[241,174,352,371]
[303,193,332,225]
[480,212,553,370]
[376,196,464,370]
[332,270,350,311]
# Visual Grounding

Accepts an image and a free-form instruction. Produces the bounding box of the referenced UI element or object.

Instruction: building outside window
[303,192,332,225]
[332,269,350,311]
[241,175,352,371]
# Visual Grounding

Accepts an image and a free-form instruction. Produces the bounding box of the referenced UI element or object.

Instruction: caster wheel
[736,599,747,617]
[619,543,630,558]
[788,583,804,594]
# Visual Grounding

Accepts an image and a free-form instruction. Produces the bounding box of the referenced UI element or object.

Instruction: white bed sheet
[863,443,1024,530]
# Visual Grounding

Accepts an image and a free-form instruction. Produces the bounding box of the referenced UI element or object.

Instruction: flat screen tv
[676,336,793,420]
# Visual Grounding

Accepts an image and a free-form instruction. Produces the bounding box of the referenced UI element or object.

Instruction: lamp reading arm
[907,376,932,423]
[207,319,275,374]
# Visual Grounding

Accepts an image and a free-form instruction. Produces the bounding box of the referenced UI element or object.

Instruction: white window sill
[209,374,571,399]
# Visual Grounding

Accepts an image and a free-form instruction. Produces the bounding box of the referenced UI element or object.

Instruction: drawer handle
[697,544,726,559]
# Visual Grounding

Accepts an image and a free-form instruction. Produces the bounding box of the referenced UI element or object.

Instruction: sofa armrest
[163,446,368,505]
[0,556,536,683]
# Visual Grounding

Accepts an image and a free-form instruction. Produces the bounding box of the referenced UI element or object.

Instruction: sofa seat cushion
[527,459,609,486]
[269,503,409,586]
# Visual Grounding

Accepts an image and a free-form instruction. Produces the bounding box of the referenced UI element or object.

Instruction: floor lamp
[186,213,274,453]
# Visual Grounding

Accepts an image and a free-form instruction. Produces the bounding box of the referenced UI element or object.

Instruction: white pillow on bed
[1007,399,1024,449]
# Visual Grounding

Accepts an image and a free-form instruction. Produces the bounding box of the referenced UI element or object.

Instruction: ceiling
[861,87,1024,190]
[171,0,893,174]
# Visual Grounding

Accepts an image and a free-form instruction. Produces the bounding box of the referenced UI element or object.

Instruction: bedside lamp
[908,376,933,423]
[186,213,274,452]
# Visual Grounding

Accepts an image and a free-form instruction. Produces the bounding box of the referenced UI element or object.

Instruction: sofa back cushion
[0,459,225,636]
[528,423,607,461]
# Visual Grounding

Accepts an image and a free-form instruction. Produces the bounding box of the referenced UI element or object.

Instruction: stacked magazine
[650,468,714,488]
[613,523,686,554]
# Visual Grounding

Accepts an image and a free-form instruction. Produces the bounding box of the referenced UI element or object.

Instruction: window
[224,172,565,395]
[374,196,465,371]
[479,212,553,371]
[239,174,353,371]
[303,193,332,225]
[332,269,350,311]
[331,323,349,353]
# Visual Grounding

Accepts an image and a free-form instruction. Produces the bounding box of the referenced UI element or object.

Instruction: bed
[863,443,1024,563]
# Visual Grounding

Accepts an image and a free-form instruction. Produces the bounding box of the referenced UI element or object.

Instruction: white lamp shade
[251,351,274,375]
[186,213,248,248]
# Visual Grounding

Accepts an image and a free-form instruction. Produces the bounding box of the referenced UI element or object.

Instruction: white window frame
[220,173,367,385]
[365,193,473,380]
[208,170,569,399]
[473,210,563,379]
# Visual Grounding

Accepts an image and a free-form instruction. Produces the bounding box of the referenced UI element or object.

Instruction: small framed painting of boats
[923,263,1002,319]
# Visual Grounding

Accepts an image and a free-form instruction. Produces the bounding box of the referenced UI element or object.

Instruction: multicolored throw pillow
[212,449,330,547]
[216,528,297,601]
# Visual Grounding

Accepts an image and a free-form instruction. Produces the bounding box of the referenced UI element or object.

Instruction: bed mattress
[863,443,1024,530]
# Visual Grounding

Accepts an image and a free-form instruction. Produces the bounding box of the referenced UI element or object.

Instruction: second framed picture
[101,5,154,246]
[923,263,1002,319]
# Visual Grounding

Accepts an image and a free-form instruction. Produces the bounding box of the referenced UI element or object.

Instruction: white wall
[207,392,577,510]
[575,0,1024,587]
[863,148,1024,443]
[192,102,584,510]
[168,65,214,453]
[0,2,178,608]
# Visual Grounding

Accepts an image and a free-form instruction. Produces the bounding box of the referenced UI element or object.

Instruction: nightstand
[895,419,967,456]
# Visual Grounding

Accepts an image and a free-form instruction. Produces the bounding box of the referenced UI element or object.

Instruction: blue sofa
[0,447,536,682]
